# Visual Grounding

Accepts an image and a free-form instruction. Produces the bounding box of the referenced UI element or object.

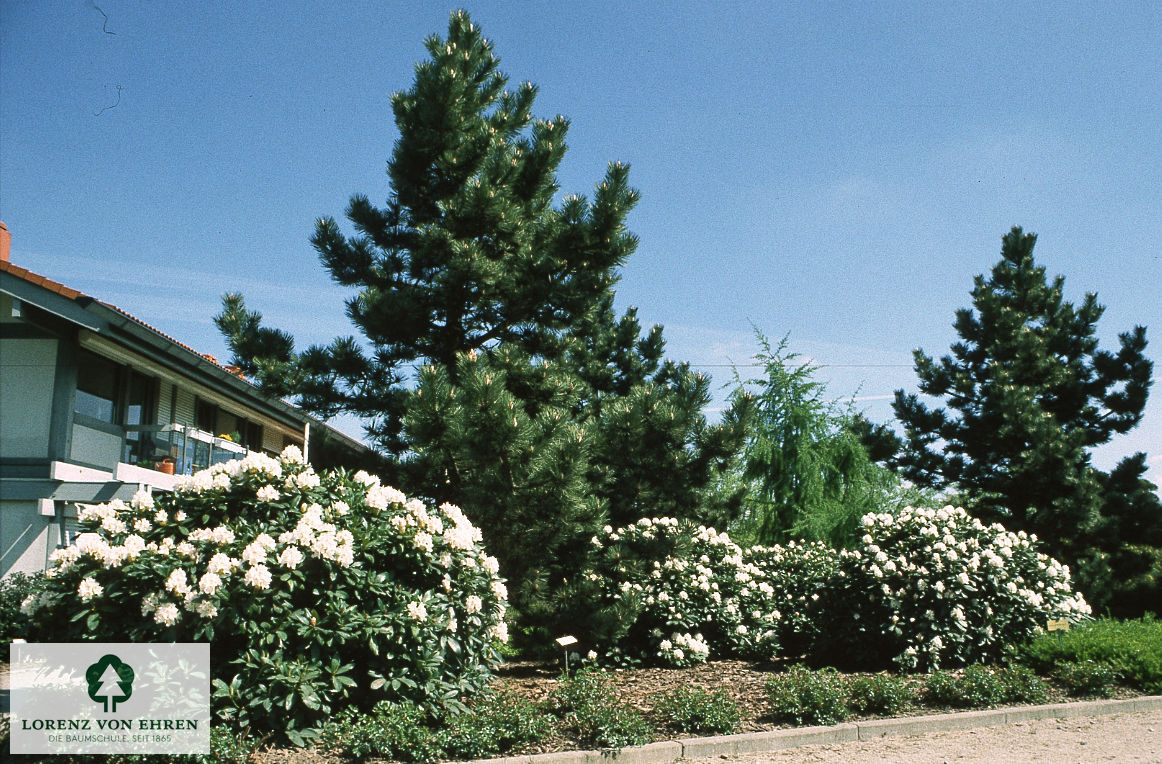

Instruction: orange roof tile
[0,258,237,376]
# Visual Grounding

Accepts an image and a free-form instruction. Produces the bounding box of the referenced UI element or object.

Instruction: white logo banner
[9,643,210,755]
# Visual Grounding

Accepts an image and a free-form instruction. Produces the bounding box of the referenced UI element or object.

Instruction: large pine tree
[893,227,1157,605]
[215,11,750,633]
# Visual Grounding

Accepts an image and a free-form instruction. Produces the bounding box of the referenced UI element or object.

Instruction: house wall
[0,500,57,575]
[69,422,122,467]
[0,337,57,459]
[263,426,288,454]
[158,379,175,424]
[174,386,196,426]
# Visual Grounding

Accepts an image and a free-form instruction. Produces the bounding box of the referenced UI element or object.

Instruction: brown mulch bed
[246,659,1142,762]
[488,658,1138,753]
[4,659,1142,762]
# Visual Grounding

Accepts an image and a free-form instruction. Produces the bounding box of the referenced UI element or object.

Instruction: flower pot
[157,458,176,475]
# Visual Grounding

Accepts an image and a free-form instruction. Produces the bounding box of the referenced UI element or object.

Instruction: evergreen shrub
[743,540,839,656]
[811,505,1090,671]
[0,570,45,642]
[764,666,849,726]
[1019,616,1162,693]
[22,448,508,744]
[655,687,741,735]
[582,518,781,666]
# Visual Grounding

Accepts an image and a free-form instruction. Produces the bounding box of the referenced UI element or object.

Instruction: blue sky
[2,1,1159,486]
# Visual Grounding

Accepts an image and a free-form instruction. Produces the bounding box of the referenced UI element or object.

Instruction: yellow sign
[1046,618,1071,632]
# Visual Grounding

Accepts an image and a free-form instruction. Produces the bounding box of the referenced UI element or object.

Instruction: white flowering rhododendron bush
[742,540,840,656]
[811,505,1090,671]
[582,518,782,666]
[23,447,508,744]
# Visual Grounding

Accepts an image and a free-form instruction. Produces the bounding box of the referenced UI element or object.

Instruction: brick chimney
[0,221,9,263]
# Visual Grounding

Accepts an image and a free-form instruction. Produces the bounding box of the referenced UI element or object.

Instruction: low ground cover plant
[847,672,914,715]
[315,691,552,763]
[550,669,654,748]
[923,664,1047,708]
[20,448,509,744]
[656,686,742,735]
[1019,616,1162,693]
[765,666,850,726]
[1052,661,1121,698]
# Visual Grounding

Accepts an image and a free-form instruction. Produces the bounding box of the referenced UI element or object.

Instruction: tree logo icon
[86,654,135,712]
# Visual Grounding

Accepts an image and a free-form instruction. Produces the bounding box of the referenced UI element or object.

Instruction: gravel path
[681,710,1162,763]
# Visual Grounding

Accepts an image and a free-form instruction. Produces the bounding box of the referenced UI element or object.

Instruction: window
[75,351,119,422]
[74,351,157,428]
[193,397,263,450]
[240,418,263,451]
[122,371,158,463]
[196,399,217,433]
[73,350,160,465]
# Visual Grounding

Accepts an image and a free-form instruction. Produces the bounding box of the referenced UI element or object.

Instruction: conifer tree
[737,332,894,548]
[893,227,1156,596]
[215,11,750,631]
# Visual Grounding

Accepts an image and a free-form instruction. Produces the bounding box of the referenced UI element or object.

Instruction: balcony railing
[123,423,254,475]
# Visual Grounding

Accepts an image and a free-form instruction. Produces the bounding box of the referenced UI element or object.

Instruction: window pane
[124,372,155,426]
[196,400,216,432]
[75,352,117,422]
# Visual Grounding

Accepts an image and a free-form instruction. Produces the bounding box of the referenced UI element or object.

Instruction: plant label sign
[1046,619,1070,632]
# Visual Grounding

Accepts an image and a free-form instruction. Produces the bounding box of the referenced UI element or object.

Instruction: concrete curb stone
[452,695,1162,764]
[682,724,858,757]
[1133,696,1162,712]
[856,708,1007,740]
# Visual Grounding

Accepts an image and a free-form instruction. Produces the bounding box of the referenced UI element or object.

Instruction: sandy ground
[681,710,1162,764]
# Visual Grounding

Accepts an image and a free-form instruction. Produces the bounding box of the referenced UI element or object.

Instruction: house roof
[0,259,86,301]
[0,258,368,455]
[1,259,224,366]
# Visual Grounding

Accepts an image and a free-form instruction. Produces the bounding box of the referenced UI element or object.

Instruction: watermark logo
[10,643,209,755]
[86,654,135,712]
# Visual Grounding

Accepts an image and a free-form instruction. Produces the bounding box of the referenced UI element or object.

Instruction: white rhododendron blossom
[586,518,782,667]
[277,545,305,570]
[206,552,235,575]
[29,448,509,722]
[78,576,103,601]
[279,444,305,463]
[256,484,280,502]
[154,602,181,626]
[199,571,223,595]
[165,568,190,595]
[814,505,1090,671]
[244,564,273,589]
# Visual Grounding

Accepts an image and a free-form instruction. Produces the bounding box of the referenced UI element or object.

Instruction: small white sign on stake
[555,635,579,675]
